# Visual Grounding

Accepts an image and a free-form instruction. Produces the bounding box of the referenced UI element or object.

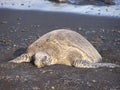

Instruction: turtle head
[34,52,52,68]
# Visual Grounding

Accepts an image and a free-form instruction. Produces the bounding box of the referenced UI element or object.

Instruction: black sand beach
[0,9,120,90]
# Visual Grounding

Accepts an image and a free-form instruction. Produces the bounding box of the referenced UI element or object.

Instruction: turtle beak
[34,59,45,68]
[34,52,52,68]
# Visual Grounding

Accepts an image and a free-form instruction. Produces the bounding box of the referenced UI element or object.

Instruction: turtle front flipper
[73,60,120,68]
[9,53,31,63]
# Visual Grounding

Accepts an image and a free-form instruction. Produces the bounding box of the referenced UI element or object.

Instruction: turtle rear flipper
[73,60,120,68]
[9,53,31,63]
[93,62,120,68]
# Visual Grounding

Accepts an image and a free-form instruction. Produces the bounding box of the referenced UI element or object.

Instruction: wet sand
[0,9,120,90]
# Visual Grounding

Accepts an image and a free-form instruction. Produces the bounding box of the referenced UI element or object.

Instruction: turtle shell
[27,29,102,63]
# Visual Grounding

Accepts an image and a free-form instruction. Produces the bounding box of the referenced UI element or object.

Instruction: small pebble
[28,5,31,7]
[92,80,96,83]
[12,3,15,6]
[87,81,91,87]
[112,30,120,34]
[1,21,8,24]
[1,3,3,6]
[16,75,19,78]
[50,71,53,74]
[21,3,24,6]
[17,17,22,20]
[106,9,108,11]
[51,86,55,89]
[78,27,82,31]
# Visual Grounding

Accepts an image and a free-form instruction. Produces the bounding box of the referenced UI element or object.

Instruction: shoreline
[1,8,120,20]
[0,0,120,18]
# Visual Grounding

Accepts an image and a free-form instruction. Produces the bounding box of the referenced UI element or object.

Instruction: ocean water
[0,0,120,18]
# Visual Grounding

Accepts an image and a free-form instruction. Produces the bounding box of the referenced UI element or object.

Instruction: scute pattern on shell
[27,29,102,63]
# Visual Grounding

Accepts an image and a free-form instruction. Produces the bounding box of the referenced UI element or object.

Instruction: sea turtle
[9,29,120,68]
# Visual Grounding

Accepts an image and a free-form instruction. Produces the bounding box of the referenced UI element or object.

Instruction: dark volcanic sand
[0,9,120,90]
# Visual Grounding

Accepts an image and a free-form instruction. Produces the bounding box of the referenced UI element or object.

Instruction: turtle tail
[73,60,120,68]
[9,53,31,63]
